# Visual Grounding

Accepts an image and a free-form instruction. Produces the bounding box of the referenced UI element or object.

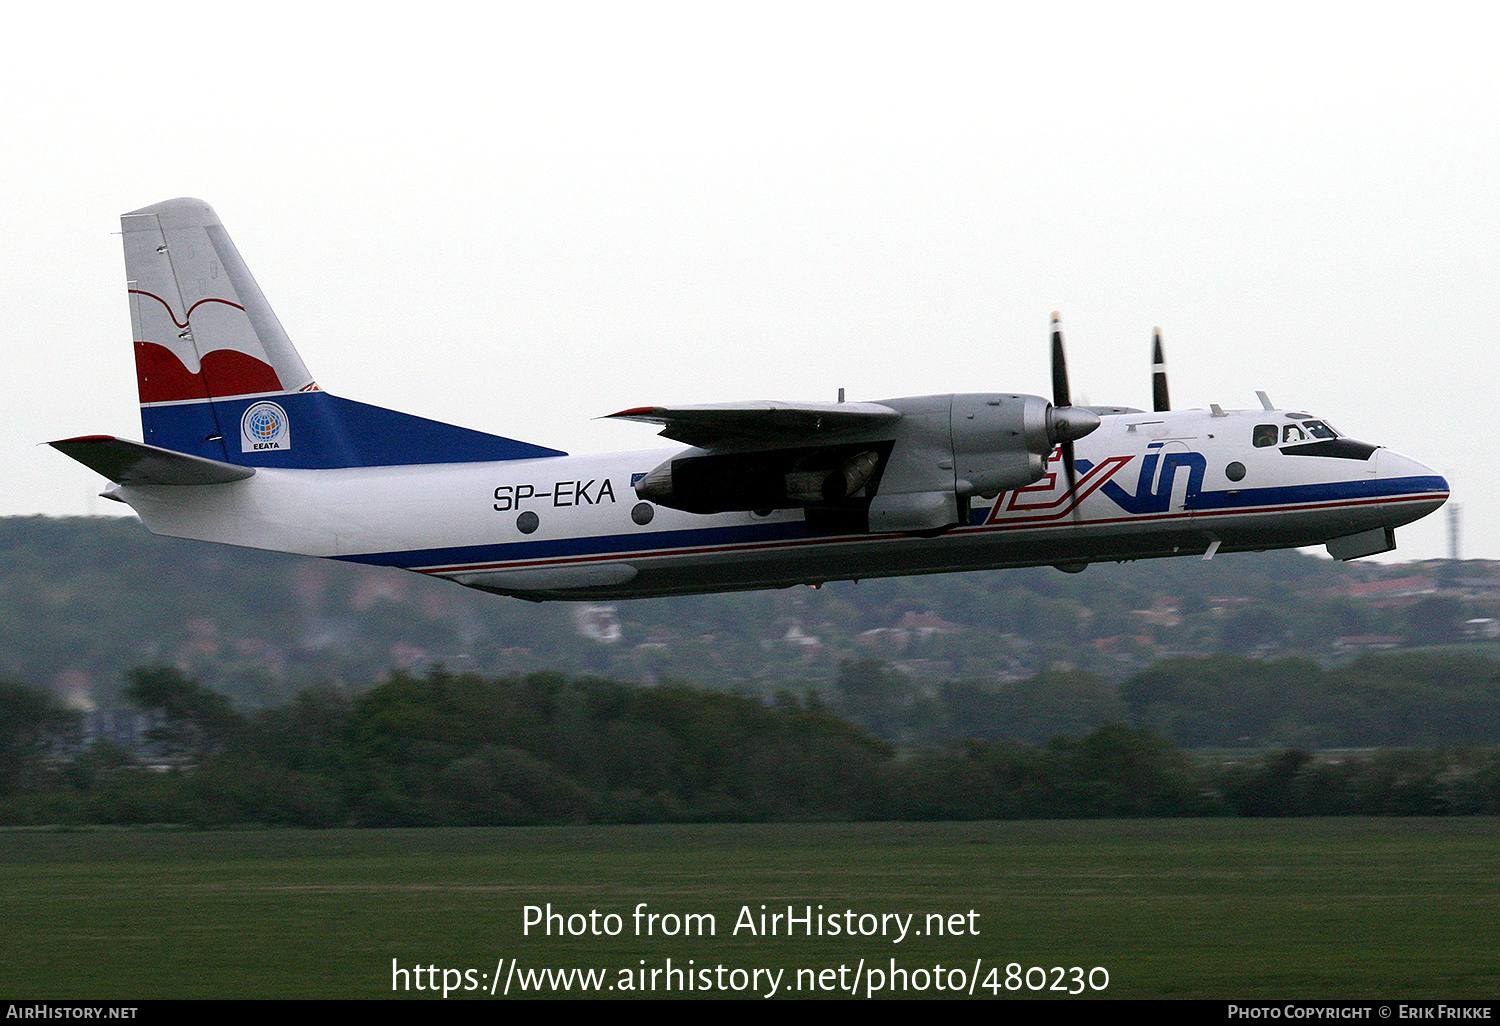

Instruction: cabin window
[1253,424,1278,447]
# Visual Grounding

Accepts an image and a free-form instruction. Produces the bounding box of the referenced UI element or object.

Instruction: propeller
[1152,327,1170,412]
[1047,313,1101,515]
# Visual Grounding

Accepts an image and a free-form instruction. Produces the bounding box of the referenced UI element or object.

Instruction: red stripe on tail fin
[134,342,283,403]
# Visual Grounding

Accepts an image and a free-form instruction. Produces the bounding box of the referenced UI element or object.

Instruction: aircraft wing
[50,436,257,486]
[606,401,900,448]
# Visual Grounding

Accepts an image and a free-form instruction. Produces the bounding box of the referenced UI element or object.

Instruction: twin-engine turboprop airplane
[52,199,1449,601]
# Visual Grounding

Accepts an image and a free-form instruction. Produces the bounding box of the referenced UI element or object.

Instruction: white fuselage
[114,406,1448,600]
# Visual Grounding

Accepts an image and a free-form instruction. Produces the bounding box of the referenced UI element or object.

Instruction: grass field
[1,818,1497,999]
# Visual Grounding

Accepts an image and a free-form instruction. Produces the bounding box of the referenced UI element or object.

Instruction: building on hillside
[574,604,623,644]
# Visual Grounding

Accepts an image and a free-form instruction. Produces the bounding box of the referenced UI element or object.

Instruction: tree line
[827,650,1500,749]
[3,666,1499,828]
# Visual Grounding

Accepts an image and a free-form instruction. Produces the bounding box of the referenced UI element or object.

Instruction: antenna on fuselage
[1152,327,1170,412]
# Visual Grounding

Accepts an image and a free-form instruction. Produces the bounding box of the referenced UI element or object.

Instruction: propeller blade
[1152,327,1170,412]
[1050,312,1071,407]
[1047,313,1097,521]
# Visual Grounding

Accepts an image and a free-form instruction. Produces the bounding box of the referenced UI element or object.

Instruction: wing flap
[607,401,900,448]
[50,435,257,486]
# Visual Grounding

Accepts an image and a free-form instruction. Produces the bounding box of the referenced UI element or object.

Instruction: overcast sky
[8,2,1495,563]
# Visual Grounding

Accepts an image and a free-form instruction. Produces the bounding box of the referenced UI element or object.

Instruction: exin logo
[240,401,291,452]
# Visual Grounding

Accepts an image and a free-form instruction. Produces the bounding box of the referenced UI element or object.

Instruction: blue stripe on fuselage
[1187,475,1448,511]
[337,474,1447,573]
[339,517,809,570]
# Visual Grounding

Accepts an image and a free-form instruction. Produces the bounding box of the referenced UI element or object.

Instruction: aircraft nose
[1375,448,1449,505]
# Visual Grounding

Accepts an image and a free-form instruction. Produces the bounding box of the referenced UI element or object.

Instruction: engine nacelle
[868,393,1099,533]
[950,393,1055,498]
[632,393,1099,534]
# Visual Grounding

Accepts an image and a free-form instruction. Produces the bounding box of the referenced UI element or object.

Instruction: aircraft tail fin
[121,199,563,469]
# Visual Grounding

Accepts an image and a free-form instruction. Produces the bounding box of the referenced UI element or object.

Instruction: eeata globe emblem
[241,401,291,452]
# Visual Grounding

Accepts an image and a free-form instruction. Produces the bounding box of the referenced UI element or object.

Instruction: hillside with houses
[5,516,1497,707]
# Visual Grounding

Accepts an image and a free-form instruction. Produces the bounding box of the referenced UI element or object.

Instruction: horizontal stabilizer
[607,401,900,449]
[49,435,256,486]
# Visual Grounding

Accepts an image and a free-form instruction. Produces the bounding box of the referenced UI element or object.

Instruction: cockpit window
[1282,424,1307,443]
[1301,420,1338,439]
[1253,424,1278,447]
